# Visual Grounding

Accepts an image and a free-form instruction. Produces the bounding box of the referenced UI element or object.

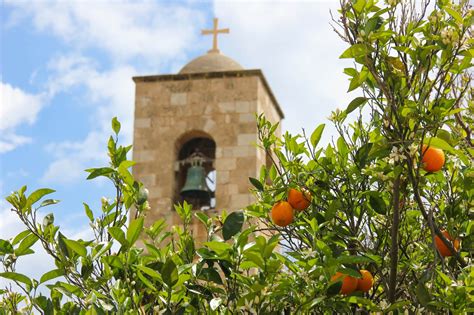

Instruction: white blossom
[441,27,458,45]
[388,146,407,165]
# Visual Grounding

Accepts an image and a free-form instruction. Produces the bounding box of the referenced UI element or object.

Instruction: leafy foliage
[1,0,473,313]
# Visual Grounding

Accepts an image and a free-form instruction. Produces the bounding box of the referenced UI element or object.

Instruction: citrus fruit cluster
[419,146,460,257]
[331,270,374,295]
[271,188,312,227]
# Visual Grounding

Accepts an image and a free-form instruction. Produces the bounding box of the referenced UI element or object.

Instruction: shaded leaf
[222,211,244,241]
[161,258,178,287]
[327,281,342,296]
[368,193,387,215]
[249,177,263,191]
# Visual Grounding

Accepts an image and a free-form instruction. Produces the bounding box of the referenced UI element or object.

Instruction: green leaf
[337,255,374,264]
[63,239,87,258]
[117,162,134,186]
[57,232,70,258]
[198,268,223,285]
[345,97,368,114]
[16,233,39,256]
[12,230,31,245]
[355,143,373,168]
[436,270,452,286]
[325,200,340,221]
[384,300,411,311]
[39,199,60,207]
[136,270,157,291]
[423,137,454,153]
[338,267,361,278]
[108,227,128,247]
[310,124,325,148]
[26,188,55,208]
[112,117,121,134]
[195,212,210,227]
[204,241,232,255]
[0,272,32,287]
[136,265,162,281]
[249,177,263,191]
[368,193,387,215]
[161,258,178,287]
[83,203,94,222]
[85,167,114,180]
[445,7,463,24]
[127,217,144,246]
[415,282,431,306]
[40,269,64,284]
[353,0,366,13]
[222,211,245,241]
[340,44,368,59]
[0,239,13,254]
[327,281,342,296]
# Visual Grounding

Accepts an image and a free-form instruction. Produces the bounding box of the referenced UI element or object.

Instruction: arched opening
[174,133,216,210]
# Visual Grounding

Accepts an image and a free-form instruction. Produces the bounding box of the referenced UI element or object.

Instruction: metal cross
[201,18,229,53]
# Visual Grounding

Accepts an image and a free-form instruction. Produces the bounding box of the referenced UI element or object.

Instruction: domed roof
[179,52,243,74]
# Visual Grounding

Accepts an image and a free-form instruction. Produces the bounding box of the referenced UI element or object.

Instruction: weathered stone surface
[135,118,151,128]
[132,70,283,241]
[237,134,256,146]
[170,92,187,106]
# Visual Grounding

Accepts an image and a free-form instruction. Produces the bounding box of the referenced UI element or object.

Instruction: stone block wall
[132,70,283,241]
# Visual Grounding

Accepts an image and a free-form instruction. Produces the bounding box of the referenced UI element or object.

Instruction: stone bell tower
[132,18,284,240]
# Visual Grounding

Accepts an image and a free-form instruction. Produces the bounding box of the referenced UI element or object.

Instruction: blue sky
[1,0,355,282]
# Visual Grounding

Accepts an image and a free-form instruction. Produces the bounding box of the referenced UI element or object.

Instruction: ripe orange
[434,230,460,257]
[330,272,358,295]
[287,188,312,211]
[356,270,374,292]
[421,145,445,172]
[271,201,294,227]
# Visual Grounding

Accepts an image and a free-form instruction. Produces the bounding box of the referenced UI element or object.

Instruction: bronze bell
[180,164,211,202]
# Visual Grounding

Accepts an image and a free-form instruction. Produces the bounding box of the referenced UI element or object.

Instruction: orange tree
[1,0,473,313]
[248,0,473,312]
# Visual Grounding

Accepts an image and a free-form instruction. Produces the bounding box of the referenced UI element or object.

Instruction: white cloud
[214,1,357,144]
[40,56,136,184]
[5,1,206,66]
[3,1,207,184]
[0,133,32,154]
[0,82,43,131]
[0,82,44,153]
